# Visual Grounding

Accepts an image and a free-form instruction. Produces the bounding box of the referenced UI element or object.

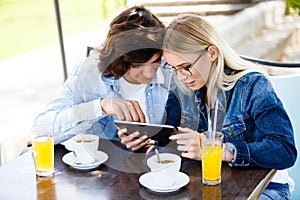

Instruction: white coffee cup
[65,134,99,164]
[147,153,181,187]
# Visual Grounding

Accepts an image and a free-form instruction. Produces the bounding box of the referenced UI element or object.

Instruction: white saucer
[139,172,190,193]
[62,151,108,170]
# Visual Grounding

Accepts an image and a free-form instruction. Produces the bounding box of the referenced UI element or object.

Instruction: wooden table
[0,139,275,200]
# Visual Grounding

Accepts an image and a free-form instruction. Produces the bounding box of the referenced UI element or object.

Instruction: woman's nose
[177,72,188,80]
[142,65,156,78]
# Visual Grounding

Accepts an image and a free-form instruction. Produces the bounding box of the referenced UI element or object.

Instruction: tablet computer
[114,120,177,147]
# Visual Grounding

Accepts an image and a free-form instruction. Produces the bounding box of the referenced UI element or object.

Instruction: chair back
[271,74,300,199]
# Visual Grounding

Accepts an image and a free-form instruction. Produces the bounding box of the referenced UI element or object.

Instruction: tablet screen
[114,120,176,147]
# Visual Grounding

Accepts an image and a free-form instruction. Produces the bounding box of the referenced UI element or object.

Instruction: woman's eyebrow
[175,62,190,68]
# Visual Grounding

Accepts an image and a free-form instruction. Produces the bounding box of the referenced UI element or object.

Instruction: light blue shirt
[33,52,196,144]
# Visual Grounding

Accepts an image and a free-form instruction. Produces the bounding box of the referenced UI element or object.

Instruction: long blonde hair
[164,14,265,106]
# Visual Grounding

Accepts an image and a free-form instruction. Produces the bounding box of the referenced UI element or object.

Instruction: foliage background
[0,0,125,60]
[2,0,298,60]
[286,0,300,15]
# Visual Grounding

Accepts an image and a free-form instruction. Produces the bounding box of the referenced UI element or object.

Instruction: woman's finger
[126,135,148,149]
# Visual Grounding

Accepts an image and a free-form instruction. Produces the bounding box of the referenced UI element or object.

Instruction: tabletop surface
[0,139,274,200]
[0,140,274,200]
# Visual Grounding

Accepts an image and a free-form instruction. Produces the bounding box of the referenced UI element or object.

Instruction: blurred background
[0,0,126,59]
[0,0,126,164]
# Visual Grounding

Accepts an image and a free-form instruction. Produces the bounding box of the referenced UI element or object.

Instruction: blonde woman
[163,14,297,199]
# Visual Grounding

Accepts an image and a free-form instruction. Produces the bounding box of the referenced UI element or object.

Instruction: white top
[119,77,148,122]
[272,170,295,192]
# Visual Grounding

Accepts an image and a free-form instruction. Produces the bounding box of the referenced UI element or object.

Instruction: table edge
[247,169,277,200]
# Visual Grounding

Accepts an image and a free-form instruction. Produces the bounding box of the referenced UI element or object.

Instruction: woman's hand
[118,127,155,151]
[100,98,146,123]
[169,127,202,160]
[169,127,234,162]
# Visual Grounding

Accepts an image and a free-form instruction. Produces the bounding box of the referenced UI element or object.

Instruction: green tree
[286,0,300,15]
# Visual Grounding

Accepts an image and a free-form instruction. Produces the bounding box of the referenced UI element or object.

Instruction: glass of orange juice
[199,131,223,185]
[31,127,54,177]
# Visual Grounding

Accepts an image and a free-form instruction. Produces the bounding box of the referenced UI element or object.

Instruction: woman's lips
[141,77,154,83]
[185,81,195,87]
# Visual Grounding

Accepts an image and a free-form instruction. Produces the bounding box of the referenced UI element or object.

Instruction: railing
[240,55,300,68]
[87,46,94,57]
[86,47,300,68]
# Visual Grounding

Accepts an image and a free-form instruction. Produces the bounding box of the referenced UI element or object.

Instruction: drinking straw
[49,111,58,140]
[207,105,212,133]
[212,99,219,143]
[155,149,161,163]
[164,70,174,104]
[208,89,227,145]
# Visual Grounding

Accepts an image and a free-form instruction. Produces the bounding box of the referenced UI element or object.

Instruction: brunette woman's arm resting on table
[32,61,104,144]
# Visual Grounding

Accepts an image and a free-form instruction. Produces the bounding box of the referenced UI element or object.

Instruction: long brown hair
[97,6,165,78]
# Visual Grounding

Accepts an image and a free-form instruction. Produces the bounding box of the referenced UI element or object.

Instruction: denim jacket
[33,52,182,144]
[195,72,297,169]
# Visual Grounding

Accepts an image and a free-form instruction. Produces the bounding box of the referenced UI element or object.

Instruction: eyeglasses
[163,53,204,76]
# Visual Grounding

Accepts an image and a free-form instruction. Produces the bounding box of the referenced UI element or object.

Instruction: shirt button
[147,92,151,96]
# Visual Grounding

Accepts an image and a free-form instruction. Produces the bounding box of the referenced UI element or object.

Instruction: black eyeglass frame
[163,51,205,76]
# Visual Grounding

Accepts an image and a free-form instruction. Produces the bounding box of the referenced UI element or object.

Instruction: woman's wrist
[222,143,234,162]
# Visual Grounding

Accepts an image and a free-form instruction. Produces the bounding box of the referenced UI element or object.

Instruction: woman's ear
[207,46,218,61]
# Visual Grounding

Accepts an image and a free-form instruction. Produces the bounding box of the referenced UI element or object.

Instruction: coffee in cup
[160,159,174,164]
[147,153,181,187]
[65,134,99,164]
